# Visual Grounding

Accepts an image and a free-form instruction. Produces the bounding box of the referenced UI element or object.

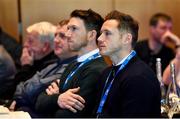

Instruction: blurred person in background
[134,13,180,75]
[0,45,16,100]
[0,27,22,70]
[163,48,180,86]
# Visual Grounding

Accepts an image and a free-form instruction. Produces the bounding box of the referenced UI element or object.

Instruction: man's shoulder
[85,57,108,70]
[135,39,148,47]
[134,39,150,55]
[124,56,154,76]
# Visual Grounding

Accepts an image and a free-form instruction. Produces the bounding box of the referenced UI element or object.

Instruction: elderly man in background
[8,20,78,117]
[14,21,58,84]
[1,21,58,105]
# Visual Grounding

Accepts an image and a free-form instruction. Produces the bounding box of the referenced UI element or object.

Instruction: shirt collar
[113,50,133,66]
[77,49,100,62]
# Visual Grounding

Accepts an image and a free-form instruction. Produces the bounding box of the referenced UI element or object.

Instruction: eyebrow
[101,29,109,33]
[55,32,65,36]
[68,24,76,28]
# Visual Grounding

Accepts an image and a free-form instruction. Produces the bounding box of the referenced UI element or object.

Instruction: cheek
[32,45,42,53]
[157,28,165,35]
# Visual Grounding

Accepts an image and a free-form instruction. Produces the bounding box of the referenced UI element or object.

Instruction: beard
[69,39,88,51]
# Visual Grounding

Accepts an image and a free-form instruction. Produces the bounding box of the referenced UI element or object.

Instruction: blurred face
[98,20,124,56]
[24,31,45,60]
[54,24,70,58]
[66,17,88,51]
[151,20,172,43]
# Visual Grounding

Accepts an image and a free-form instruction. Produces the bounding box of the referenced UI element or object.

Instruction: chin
[100,50,108,56]
[54,51,62,56]
[70,46,80,52]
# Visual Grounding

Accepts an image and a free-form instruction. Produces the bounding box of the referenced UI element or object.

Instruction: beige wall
[0,0,180,42]
[0,0,19,41]
[21,0,113,42]
[115,0,180,40]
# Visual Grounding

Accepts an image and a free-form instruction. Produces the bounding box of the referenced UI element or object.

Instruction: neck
[40,50,52,59]
[78,44,97,57]
[110,49,131,65]
[148,37,162,54]
[60,52,78,61]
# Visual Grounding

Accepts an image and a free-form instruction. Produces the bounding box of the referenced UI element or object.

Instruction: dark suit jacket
[94,56,161,118]
[35,57,107,117]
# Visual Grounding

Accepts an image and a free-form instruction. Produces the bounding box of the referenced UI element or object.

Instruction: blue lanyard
[96,50,136,115]
[63,52,101,89]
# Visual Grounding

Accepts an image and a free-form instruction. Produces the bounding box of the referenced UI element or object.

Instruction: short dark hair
[70,9,104,39]
[105,10,139,48]
[58,19,69,27]
[149,13,172,26]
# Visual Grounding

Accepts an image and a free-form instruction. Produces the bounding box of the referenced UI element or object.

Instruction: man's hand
[46,79,60,95]
[57,87,85,113]
[20,47,34,66]
[161,30,180,45]
[9,100,16,111]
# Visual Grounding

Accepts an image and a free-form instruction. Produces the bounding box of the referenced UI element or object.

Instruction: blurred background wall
[0,0,180,43]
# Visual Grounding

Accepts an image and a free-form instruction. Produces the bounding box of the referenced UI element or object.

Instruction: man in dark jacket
[93,10,161,118]
[35,9,107,118]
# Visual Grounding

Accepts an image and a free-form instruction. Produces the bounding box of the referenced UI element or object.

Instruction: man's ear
[87,30,97,42]
[123,33,132,44]
[42,42,50,52]
[150,26,156,34]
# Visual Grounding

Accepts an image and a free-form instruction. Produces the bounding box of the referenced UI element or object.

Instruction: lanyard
[96,50,136,116]
[63,52,101,89]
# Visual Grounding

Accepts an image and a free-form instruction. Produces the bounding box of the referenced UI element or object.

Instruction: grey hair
[26,21,56,49]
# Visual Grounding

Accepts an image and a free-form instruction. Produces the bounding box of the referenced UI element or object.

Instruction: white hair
[26,21,56,49]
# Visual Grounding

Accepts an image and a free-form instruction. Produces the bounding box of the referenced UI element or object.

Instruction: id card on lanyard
[96,50,136,117]
[63,52,101,89]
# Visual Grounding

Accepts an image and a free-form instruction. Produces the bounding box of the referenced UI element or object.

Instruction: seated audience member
[92,10,161,117]
[134,13,180,74]
[163,48,180,86]
[1,21,58,105]
[14,21,58,84]
[0,27,22,69]
[0,45,16,99]
[35,9,107,118]
[9,20,78,117]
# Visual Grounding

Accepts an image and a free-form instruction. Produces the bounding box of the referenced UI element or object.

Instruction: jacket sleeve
[14,64,60,106]
[35,91,59,116]
[13,71,42,106]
